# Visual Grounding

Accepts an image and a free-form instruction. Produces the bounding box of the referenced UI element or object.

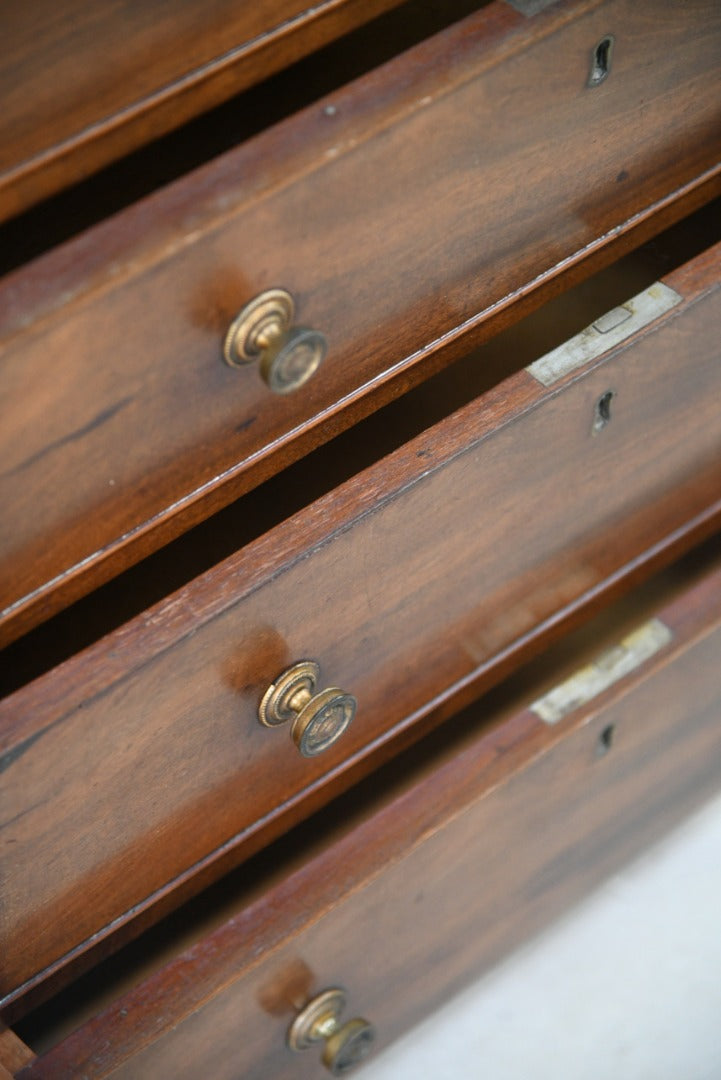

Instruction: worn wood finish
[2,0,720,644]
[0,0,407,222]
[13,545,721,1078]
[2,243,721,1003]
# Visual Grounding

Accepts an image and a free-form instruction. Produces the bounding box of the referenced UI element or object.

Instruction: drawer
[2,223,721,1004]
[2,0,720,643]
[0,0,407,220]
[7,535,721,1076]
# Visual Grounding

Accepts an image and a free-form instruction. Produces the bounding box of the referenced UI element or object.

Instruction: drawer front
[2,242,721,1002]
[0,0,405,220]
[15,544,721,1078]
[2,0,720,642]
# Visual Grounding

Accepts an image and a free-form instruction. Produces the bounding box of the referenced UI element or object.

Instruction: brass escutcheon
[287,987,375,1076]
[223,288,327,394]
[258,660,356,757]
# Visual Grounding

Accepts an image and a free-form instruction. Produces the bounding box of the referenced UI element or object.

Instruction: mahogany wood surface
[2,242,720,1004]
[13,542,721,1077]
[0,0,406,222]
[0,1029,33,1074]
[1,0,720,644]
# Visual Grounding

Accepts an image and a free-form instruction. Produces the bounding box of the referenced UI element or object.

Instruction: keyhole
[593,390,614,432]
[588,35,614,87]
[597,723,616,756]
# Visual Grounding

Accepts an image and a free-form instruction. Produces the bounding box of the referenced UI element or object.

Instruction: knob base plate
[287,987,346,1052]
[258,660,319,727]
[223,288,294,366]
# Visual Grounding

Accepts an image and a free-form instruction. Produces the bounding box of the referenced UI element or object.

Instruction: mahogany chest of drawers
[1,1,720,1075]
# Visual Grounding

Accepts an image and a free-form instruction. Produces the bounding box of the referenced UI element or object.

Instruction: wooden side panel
[1,246,720,1001]
[0,1028,33,1074]
[1,0,720,641]
[0,0,406,221]
[16,551,721,1078]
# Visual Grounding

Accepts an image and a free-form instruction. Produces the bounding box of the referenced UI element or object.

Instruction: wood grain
[0,0,408,222]
[2,243,720,1004]
[1,0,720,643]
[0,1029,33,1074]
[13,543,721,1077]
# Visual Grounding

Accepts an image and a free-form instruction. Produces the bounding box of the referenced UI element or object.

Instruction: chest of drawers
[1,1,721,1075]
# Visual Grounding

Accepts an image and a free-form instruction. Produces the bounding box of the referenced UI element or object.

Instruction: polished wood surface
[2,242,720,1003]
[0,0,406,222]
[13,543,721,1078]
[2,0,720,643]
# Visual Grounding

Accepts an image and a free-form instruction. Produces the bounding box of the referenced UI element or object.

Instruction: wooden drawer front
[2,243,721,1002]
[0,0,405,221]
[2,0,720,643]
[15,544,721,1078]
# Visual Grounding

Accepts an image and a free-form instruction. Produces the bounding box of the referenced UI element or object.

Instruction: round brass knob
[223,288,327,394]
[287,987,375,1076]
[258,660,356,757]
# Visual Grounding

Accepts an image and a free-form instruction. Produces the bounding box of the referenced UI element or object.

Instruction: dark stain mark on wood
[0,725,53,775]
[4,396,134,479]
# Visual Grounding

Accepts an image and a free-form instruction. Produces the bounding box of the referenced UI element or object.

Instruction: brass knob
[287,988,375,1076]
[223,288,327,394]
[258,660,356,757]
